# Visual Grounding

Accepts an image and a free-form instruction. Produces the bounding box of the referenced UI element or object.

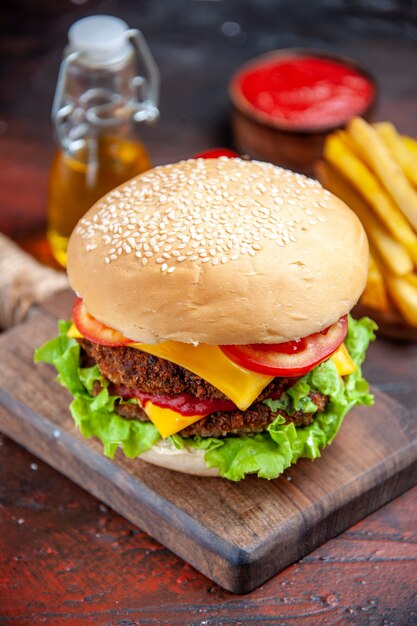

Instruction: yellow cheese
[67,323,273,410]
[68,324,83,339]
[129,341,273,411]
[330,343,356,376]
[140,401,203,438]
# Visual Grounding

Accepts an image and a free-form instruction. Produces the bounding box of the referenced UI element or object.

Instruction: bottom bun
[140,439,220,477]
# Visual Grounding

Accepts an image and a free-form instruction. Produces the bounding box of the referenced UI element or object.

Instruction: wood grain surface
[0,426,415,625]
[0,293,416,593]
[1,433,416,625]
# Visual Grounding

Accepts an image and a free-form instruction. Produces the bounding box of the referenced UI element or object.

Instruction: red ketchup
[110,384,238,417]
[235,55,374,130]
[110,384,290,416]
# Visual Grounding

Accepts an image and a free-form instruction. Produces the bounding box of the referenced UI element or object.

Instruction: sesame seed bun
[67,158,368,345]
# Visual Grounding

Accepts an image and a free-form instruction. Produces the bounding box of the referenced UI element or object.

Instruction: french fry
[323,133,417,264]
[360,252,390,312]
[405,272,417,289]
[402,136,417,159]
[374,122,417,188]
[336,129,366,161]
[385,273,417,326]
[348,117,417,231]
[316,160,413,276]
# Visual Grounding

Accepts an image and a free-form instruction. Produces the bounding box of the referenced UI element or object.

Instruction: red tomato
[193,148,239,159]
[220,316,348,377]
[72,298,131,347]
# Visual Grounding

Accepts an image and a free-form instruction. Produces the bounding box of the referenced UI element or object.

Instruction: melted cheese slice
[139,401,203,438]
[68,324,84,339]
[330,343,356,376]
[130,341,273,411]
[68,323,273,410]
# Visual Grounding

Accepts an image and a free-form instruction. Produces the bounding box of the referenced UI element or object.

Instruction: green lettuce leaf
[34,322,161,459]
[34,315,376,480]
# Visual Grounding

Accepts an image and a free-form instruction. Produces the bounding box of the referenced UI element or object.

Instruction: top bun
[67,158,368,345]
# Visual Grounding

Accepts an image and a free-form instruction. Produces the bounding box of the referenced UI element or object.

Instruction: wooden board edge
[2,386,416,592]
[237,451,417,592]
[0,389,256,589]
[232,392,417,591]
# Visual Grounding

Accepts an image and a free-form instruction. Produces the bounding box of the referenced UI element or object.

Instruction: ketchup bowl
[229,49,377,174]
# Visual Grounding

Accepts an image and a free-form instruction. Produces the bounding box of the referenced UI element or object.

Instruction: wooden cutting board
[0,291,416,593]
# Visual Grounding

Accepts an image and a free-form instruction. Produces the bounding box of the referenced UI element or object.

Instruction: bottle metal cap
[68,15,131,66]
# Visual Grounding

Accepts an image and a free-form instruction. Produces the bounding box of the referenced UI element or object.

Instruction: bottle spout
[52,15,160,147]
[68,15,132,67]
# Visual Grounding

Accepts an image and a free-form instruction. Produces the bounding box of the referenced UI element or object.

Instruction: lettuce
[34,322,160,458]
[34,316,376,481]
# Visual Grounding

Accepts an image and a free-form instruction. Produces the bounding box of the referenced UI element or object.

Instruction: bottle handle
[51,27,160,147]
[126,29,160,124]
[51,51,81,149]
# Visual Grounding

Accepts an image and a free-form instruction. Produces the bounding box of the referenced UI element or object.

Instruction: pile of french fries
[317,117,417,327]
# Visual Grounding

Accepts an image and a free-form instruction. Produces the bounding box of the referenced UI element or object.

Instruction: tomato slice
[220,316,348,377]
[72,298,131,346]
[193,148,239,159]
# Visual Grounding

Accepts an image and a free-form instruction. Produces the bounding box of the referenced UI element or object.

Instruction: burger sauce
[235,55,374,130]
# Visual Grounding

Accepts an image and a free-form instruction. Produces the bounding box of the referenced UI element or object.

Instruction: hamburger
[35,157,376,480]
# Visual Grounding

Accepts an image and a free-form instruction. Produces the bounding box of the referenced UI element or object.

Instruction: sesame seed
[76,158,329,268]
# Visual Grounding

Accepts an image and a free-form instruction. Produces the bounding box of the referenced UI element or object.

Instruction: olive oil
[48,15,159,267]
[47,136,151,267]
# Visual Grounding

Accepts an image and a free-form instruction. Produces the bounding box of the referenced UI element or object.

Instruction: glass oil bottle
[48,15,160,267]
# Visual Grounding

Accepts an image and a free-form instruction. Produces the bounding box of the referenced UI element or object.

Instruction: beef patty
[81,339,328,438]
[80,339,297,401]
[113,389,327,438]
